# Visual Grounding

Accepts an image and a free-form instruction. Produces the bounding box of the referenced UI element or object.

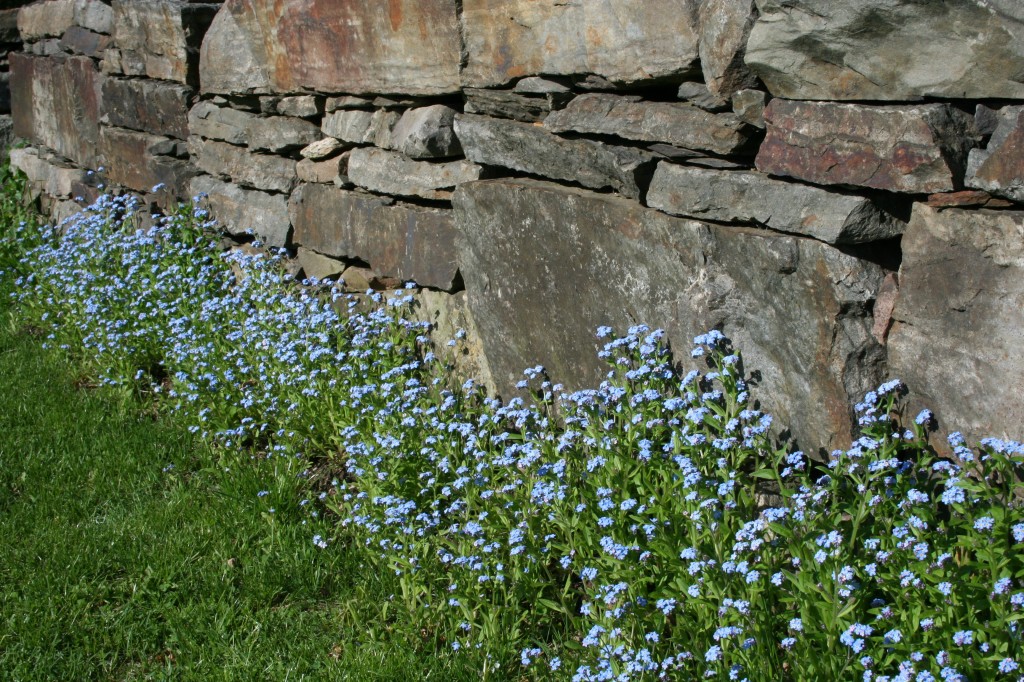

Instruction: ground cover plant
[4,168,1024,681]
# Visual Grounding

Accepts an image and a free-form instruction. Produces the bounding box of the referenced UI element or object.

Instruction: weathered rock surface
[103,77,191,140]
[296,152,350,185]
[456,113,657,200]
[461,0,701,87]
[321,109,399,146]
[0,8,19,44]
[698,0,760,98]
[347,147,482,201]
[200,0,462,96]
[245,115,321,153]
[732,89,767,128]
[647,163,905,244]
[18,0,75,40]
[296,247,345,282]
[453,178,884,454]
[9,53,101,168]
[188,101,255,145]
[100,127,196,196]
[191,174,291,247]
[675,82,730,112]
[463,88,565,123]
[9,145,87,198]
[276,96,319,119]
[289,183,459,290]
[74,0,112,35]
[382,105,461,159]
[888,204,1024,450]
[746,0,1024,101]
[756,100,977,194]
[300,138,346,161]
[544,94,753,156]
[190,138,296,193]
[112,0,219,84]
[60,26,110,58]
[965,106,1024,203]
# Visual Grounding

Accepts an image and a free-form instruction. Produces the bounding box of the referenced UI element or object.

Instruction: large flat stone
[289,183,459,291]
[461,0,701,88]
[112,0,220,84]
[454,113,657,201]
[191,174,291,248]
[699,0,760,98]
[59,26,111,58]
[347,147,482,201]
[746,0,1024,101]
[102,77,191,140]
[187,101,255,145]
[543,93,753,156]
[453,178,884,454]
[100,126,196,197]
[190,138,296,193]
[647,163,905,244]
[9,53,102,168]
[756,100,977,194]
[200,0,461,96]
[965,106,1024,204]
[888,204,1024,450]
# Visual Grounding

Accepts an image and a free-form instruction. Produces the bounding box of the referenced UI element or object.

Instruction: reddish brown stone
[9,53,102,168]
[756,100,976,194]
[926,190,1014,210]
[103,77,192,140]
[461,0,701,88]
[100,127,196,198]
[200,0,462,96]
[289,183,459,291]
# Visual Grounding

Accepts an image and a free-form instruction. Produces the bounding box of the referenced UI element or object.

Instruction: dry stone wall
[8,0,1024,455]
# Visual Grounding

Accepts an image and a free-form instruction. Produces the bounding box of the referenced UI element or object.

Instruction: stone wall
[8,0,1024,455]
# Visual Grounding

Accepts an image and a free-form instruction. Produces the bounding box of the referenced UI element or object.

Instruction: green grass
[0,287,487,680]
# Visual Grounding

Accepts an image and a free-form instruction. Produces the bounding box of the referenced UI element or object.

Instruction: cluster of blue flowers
[10,191,1024,680]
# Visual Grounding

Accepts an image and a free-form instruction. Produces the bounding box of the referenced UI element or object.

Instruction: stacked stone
[9,0,220,218]
[0,1,35,153]
[8,0,1024,453]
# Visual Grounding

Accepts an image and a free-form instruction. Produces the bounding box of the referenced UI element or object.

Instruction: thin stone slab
[245,115,322,153]
[746,0,1024,101]
[276,96,320,119]
[461,0,701,88]
[347,148,482,201]
[200,0,462,96]
[300,138,347,161]
[965,106,1024,204]
[100,127,196,196]
[544,93,753,156]
[289,183,459,291]
[464,88,565,124]
[647,163,905,244]
[9,53,102,169]
[455,113,658,201]
[756,100,977,194]
[103,77,191,140]
[191,174,291,247]
[188,101,255,145]
[453,178,884,454]
[888,204,1024,451]
[190,138,296,193]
